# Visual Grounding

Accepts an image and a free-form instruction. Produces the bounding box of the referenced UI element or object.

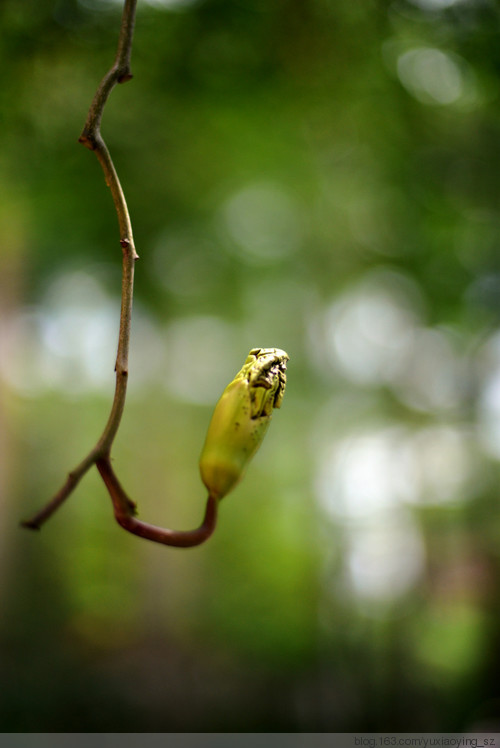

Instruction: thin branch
[21,1,218,549]
[22,0,138,531]
[21,451,100,530]
[79,0,137,156]
[96,458,219,548]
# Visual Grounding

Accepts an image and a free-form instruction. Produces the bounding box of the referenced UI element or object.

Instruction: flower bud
[199,348,288,500]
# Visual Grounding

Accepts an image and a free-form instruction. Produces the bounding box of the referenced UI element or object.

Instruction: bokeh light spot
[221,182,303,264]
[396,47,476,107]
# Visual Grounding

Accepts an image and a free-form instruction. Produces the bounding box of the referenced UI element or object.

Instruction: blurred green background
[2,0,500,732]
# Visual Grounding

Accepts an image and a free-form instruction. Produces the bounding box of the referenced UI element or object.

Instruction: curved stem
[22,0,220,549]
[96,457,219,548]
[22,0,138,532]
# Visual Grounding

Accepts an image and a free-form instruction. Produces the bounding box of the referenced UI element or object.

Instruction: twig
[22,0,138,531]
[96,457,219,548]
[21,0,216,548]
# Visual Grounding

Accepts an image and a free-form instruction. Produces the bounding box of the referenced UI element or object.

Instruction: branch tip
[20,520,41,531]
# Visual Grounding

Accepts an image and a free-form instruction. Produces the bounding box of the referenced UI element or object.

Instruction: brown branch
[21,0,218,548]
[22,0,138,531]
[96,458,219,548]
[21,451,98,530]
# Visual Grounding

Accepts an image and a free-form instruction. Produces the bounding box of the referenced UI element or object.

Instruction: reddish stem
[96,457,219,548]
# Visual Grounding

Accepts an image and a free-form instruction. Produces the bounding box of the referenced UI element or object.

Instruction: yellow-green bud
[199,348,289,500]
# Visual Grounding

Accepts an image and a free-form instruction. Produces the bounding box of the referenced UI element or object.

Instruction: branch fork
[21,0,218,548]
